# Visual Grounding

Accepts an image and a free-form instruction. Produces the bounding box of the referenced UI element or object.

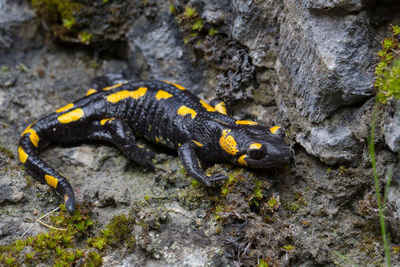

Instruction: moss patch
[0,205,139,266]
[375,25,400,103]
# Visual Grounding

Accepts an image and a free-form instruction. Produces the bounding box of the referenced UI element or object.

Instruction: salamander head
[219,124,293,168]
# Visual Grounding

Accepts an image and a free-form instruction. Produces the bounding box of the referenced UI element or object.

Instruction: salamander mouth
[245,147,293,169]
[246,158,288,168]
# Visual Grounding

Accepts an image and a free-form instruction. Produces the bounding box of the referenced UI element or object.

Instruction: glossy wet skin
[223,125,293,168]
[18,79,293,213]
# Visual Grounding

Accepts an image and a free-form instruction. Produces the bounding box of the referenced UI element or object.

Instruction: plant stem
[368,100,391,267]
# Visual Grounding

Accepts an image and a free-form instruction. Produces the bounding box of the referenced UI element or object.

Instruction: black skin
[18,80,293,213]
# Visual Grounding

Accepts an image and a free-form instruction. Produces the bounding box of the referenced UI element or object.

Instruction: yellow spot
[86,89,97,96]
[162,80,186,90]
[238,155,247,165]
[249,143,262,150]
[214,102,227,115]
[21,122,40,147]
[177,105,197,119]
[192,140,203,147]
[235,120,258,125]
[18,146,28,163]
[155,136,160,143]
[102,82,126,91]
[270,126,281,134]
[178,143,181,147]
[155,90,173,100]
[56,103,74,113]
[57,108,84,124]
[44,174,58,188]
[100,118,115,125]
[107,87,147,103]
[64,194,69,203]
[219,129,238,155]
[200,100,216,112]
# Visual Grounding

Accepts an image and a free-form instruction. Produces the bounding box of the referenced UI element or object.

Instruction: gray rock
[127,14,205,94]
[278,3,375,123]
[0,0,39,65]
[295,105,365,166]
[0,175,25,205]
[296,123,361,166]
[219,0,375,123]
[303,0,363,12]
[384,100,400,153]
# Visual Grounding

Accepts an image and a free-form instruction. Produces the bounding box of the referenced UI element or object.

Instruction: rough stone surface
[0,0,40,65]
[296,124,361,166]
[1,0,400,266]
[304,0,364,12]
[384,100,400,153]
[127,15,206,94]
[278,3,375,123]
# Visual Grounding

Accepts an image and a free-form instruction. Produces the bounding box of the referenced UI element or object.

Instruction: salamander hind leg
[86,118,155,171]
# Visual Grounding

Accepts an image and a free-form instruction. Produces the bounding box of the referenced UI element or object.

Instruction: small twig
[37,219,67,231]
[20,207,61,238]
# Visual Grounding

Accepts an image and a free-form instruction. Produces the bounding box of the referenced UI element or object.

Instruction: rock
[0,174,25,205]
[278,3,375,123]
[295,105,365,166]
[127,14,205,94]
[303,0,364,12]
[0,0,40,65]
[296,123,361,166]
[384,100,400,153]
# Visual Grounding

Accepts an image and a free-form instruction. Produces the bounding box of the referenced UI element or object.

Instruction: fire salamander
[18,79,293,213]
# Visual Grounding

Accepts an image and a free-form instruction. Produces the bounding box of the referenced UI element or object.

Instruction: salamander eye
[248,143,266,160]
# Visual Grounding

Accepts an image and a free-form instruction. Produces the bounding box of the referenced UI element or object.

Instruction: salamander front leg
[178,141,228,186]
[86,119,155,170]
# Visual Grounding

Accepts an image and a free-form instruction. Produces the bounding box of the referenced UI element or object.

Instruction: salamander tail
[18,122,76,214]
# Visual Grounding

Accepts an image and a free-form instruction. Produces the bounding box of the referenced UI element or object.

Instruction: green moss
[0,147,14,159]
[169,4,175,14]
[0,205,98,266]
[190,179,199,187]
[0,205,142,266]
[176,5,206,45]
[88,214,136,250]
[17,63,29,73]
[183,6,196,18]
[31,0,82,23]
[283,244,294,251]
[249,180,264,207]
[78,31,93,44]
[30,0,88,43]
[208,27,218,36]
[375,25,400,103]
[257,259,270,267]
